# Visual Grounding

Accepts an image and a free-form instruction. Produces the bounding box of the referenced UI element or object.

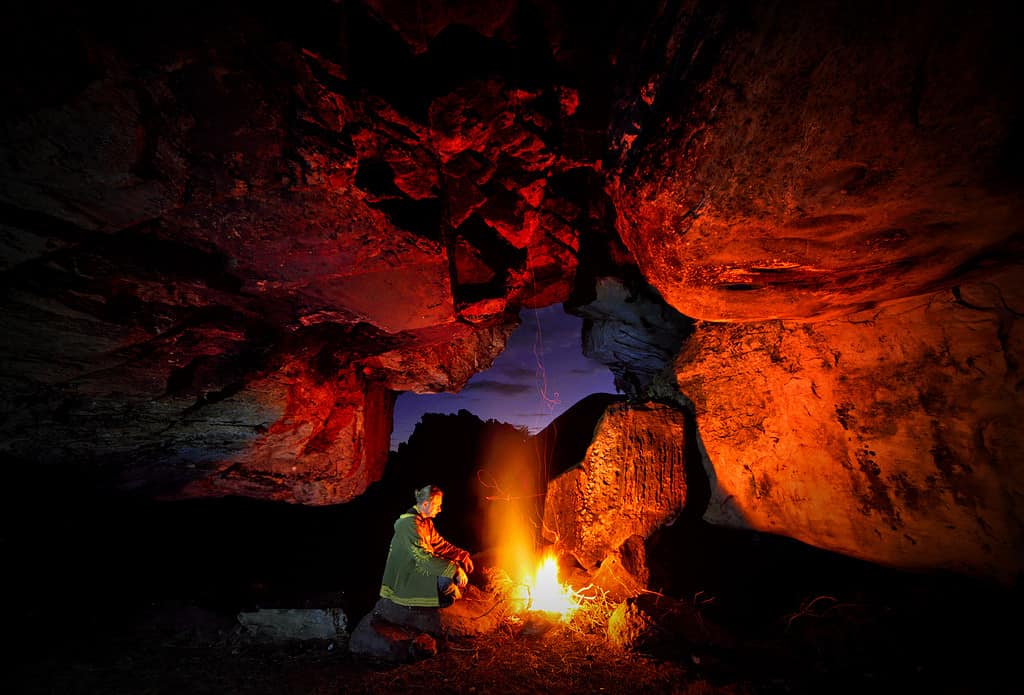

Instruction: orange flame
[511,550,581,620]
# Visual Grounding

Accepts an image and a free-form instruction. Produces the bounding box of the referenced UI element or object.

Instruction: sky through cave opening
[390,304,617,450]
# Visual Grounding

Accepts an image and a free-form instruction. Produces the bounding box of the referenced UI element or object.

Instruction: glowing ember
[512,551,582,620]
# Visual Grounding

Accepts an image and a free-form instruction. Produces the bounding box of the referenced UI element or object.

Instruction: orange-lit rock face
[184,357,393,505]
[674,272,1024,580]
[611,2,1023,321]
[543,402,688,570]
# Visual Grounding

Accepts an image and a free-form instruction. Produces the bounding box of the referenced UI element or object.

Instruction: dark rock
[348,612,432,663]
[608,594,736,655]
[0,0,595,505]
[569,277,692,398]
[237,607,347,641]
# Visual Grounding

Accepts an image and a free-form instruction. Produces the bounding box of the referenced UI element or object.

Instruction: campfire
[477,444,590,623]
[507,550,584,620]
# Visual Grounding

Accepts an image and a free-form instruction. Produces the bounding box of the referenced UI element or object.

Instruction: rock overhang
[0,1,1021,584]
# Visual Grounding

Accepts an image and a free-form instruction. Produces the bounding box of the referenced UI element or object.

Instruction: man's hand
[454,566,468,588]
[461,553,474,575]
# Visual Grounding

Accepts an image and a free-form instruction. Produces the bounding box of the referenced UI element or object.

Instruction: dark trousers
[437,576,457,608]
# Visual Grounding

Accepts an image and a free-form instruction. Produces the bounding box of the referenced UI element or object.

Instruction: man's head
[414,484,443,518]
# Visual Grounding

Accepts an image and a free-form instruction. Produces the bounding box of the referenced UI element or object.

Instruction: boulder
[542,402,688,569]
[586,535,651,602]
[675,274,1024,581]
[349,613,437,663]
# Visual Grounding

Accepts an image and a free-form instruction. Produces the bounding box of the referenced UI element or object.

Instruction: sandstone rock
[0,0,1021,592]
[542,402,688,569]
[611,1,1024,322]
[587,535,650,602]
[360,322,515,393]
[675,274,1024,581]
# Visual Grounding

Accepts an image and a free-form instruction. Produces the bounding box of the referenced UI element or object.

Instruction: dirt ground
[12,622,695,695]
[9,571,1020,695]
[4,498,1020,694]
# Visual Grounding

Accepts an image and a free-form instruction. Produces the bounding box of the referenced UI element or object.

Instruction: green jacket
[380,508,469,607]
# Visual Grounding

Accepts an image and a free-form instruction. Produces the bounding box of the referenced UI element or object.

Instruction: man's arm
[423,519,472,571]
[404,518,457,577]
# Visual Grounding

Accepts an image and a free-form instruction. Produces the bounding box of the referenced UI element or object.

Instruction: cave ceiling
[1,0,1021,514]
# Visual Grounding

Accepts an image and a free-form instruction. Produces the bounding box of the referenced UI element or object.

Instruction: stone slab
[237,607,347,641]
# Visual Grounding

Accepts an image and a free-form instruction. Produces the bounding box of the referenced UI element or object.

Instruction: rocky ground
[3,464,1019,695]
[8,584,1019,695]
[6,526,1020,695]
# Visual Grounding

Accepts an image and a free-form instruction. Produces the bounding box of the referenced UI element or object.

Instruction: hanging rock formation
[569,276,693,398]
[0,1,594,502]
[609,0,1023,323]
[0,1,1022,582]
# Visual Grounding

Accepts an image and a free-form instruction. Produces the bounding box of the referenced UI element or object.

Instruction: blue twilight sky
[391,304,618,449]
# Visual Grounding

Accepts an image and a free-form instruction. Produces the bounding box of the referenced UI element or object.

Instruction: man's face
[420,493,443,518]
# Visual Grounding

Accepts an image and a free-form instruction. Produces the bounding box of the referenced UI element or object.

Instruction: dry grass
[343,622,732,695]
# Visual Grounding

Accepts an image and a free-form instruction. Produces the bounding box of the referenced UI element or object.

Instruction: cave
[2,0,1022,692]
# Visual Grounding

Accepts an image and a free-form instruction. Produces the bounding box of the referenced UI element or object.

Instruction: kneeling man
[380,484,474,608]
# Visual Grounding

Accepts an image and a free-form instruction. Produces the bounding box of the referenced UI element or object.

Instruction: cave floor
[14,622,690,695]
[4,498,1019,694]
[9,581,1018,695]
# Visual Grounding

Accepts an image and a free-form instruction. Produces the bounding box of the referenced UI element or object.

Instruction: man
[380,484,474,608]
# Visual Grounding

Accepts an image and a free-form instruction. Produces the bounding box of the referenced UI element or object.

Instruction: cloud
[461,379,534,395]
[495,365,539,381]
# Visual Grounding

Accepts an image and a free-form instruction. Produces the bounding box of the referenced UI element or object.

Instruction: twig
[785,594,839,631]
